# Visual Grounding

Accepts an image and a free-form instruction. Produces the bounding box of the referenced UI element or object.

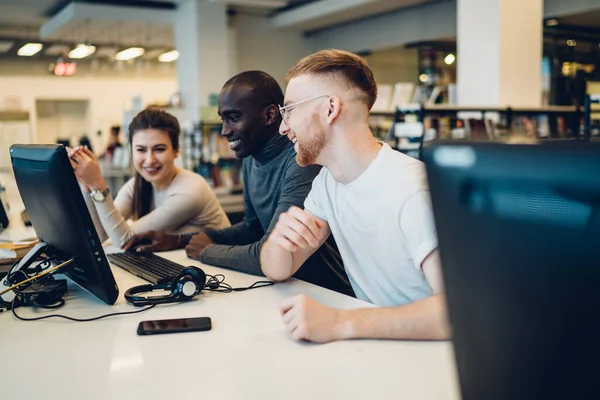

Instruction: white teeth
[292,138,298,144]
[230,139,241,148]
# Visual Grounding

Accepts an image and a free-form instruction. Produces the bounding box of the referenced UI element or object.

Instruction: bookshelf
[386,105,584,159]
[584,95,600,141]
[181,120,244,224]
[182,121,242,191]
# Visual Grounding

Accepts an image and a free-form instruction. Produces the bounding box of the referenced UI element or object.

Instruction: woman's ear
[265,105,279,126]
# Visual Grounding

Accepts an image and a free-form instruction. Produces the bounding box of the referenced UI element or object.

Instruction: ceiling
[0,0,318,47]
[0,0,56,26]
[1,0,600,61]
[556,9,600,28]
[271,0,438,32]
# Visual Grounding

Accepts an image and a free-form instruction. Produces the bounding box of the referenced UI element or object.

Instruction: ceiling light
[115,47,145,61]
[0,41,14,53]
[158,50,179,62]
[69,44,96,59]
[18,43,43,56]
[419,74,429,83]
[567,39,576,47]
[444,53,456,65]
[546,19,559,27]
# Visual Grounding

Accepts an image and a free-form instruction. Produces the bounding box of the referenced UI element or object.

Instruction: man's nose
[279,119,290,136]
[221,123,232,137]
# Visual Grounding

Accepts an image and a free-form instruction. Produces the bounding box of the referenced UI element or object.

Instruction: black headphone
[124,266,206,307]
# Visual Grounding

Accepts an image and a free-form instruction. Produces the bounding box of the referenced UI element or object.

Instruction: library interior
[1,0,599,399]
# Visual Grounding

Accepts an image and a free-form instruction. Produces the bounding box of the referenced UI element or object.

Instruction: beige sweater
[86,169,230,248]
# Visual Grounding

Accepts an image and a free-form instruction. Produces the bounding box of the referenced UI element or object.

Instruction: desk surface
[0,193,459,400]
[0,247,460,400]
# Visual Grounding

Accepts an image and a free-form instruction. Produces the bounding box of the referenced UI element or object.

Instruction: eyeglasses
[278,94,329,124]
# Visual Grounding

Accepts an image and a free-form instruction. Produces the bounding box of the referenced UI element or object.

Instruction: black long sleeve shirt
[198,134,353,296]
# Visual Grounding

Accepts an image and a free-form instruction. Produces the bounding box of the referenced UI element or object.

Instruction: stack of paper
[0,239,38,265]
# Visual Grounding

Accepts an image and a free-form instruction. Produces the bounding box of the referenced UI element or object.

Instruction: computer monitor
[0,181,9,231]
[9,144,119,305]
[424,141,600,400]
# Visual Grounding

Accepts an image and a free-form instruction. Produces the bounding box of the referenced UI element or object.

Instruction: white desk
[0,246,460,400]
[0,170,460,400]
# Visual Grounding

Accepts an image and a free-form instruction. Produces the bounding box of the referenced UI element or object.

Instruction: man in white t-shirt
[260,49,449,342]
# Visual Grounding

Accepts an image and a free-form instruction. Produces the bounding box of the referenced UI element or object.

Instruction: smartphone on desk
[137,317,212,335]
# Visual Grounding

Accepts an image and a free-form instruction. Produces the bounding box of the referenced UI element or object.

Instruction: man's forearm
[198,242,263,276]
[207,221,263,246]
[178,221,261,250]
[337,294,450,341]
[260,238,295,281]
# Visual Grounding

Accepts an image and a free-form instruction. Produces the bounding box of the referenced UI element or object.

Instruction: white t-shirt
[304,143,438,307]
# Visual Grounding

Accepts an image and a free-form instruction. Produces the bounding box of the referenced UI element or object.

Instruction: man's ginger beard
[296,113,327,167]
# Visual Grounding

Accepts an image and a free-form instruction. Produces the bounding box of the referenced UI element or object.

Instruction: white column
[173,0,234,123]
[457,0,543,107]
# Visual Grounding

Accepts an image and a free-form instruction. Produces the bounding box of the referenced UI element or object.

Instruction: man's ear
[325,96,342,124]
[265,105,279,126]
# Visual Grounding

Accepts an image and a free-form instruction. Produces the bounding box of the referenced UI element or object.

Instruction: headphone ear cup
[124,282,171,306]
[171,267,206,301]
[124,267,207,306]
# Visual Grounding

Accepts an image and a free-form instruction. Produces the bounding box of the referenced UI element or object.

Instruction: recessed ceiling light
[18,43,43,56]
[115,47,145,61]
[69,44,96,59]
[158,50,179,62]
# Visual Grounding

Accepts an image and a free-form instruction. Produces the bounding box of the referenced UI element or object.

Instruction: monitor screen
[10,144,119,305]
[424,141,600,400]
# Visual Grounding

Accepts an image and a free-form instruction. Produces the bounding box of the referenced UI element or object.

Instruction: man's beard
[295,117,327,167]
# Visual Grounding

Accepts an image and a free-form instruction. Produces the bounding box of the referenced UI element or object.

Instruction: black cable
[204,273,274,293]
[31,298,65,309]
[7,269,29,286]
[8,265,272,322]
[4,257,68,294]
[5,255,53,284]
[11,297,156,322]
[229,280,275,291]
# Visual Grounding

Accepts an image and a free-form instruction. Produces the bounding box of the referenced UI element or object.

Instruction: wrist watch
[91,187,110,203]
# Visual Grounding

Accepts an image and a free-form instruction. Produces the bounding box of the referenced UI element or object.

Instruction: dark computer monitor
[0,182,9,231]
[424,141,600,400]
[9,144,119,305]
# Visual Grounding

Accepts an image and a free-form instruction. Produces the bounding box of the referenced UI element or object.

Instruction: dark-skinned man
[125,71,353,296]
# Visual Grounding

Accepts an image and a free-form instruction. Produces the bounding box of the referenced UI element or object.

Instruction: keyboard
[107,252,186,284]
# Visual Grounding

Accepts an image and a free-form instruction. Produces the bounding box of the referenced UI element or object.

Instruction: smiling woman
[68,108,230,248]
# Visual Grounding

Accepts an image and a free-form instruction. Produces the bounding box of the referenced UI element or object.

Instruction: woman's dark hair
[129,108,180,220]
